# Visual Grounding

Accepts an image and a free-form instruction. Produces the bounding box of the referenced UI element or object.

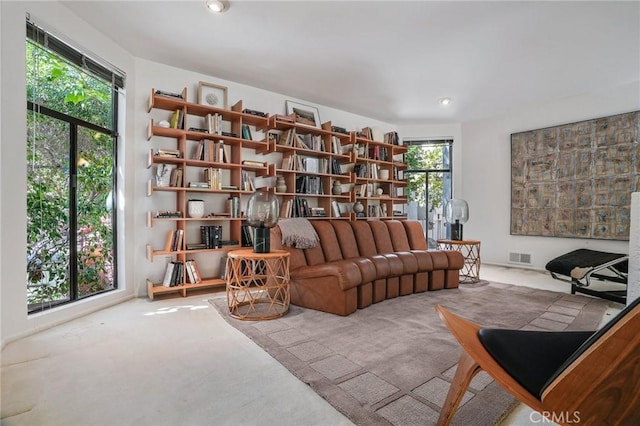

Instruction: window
[403,139,453,247]
[26,19,124,313]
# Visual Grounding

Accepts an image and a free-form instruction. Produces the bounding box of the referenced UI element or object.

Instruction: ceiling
[60,1,640,124]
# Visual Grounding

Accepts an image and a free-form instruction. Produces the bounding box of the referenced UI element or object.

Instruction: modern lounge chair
[436,296,640,426]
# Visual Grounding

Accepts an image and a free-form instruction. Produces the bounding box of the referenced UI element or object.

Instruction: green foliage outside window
[405,144,447,212]
[26,41,115,307]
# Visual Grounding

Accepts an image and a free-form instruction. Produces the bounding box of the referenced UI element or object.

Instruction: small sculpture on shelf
[332,180,342,195]
[276,176,287,193]
[353,201,365,217]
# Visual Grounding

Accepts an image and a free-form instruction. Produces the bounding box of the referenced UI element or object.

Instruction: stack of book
[200,225,223,249]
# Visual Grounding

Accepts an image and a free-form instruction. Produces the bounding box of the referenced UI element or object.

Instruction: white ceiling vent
[508,252,532,265]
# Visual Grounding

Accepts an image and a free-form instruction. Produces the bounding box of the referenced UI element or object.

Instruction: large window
[26,19,124,313]
[404,139,453,247]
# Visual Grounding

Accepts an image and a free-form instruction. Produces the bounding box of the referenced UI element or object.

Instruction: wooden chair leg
[437,351,482,426]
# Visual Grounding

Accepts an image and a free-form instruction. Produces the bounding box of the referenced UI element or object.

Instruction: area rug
[210,281,612,426]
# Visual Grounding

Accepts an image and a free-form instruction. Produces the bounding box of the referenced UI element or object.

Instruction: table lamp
[444,198,469,240]
[246,190,280,253]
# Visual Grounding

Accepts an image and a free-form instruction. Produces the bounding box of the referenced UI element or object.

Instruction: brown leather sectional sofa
[270,219,465,316]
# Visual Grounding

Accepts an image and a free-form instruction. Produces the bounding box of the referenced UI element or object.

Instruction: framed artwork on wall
[285,100,321,128]
[510,110,640,240]
[198,81,228,109]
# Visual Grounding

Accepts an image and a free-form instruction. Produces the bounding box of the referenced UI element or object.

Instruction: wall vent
[508,252,532,265]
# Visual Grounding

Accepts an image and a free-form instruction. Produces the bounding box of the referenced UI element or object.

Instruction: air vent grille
[508,252,532,265]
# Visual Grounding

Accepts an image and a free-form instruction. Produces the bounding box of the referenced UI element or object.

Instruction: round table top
[437,239,481,245]
[228,248,290,259]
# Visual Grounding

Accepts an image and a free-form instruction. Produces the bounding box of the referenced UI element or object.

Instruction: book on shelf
[164,230,174,252]
[331,136,342,155]
[241,159,266,167]
[310,207,326,217]
[384,131,399,145]
[169,229,184,251]
[277,129,296,146]
[200,225,223,249]
[186,243,207,250]
[206,113,222,135]
[216,141,231,163]
[169,262,183,286]
[185,259,202,284]
[162,261,184,287]
[192,141,204,161]
[240,170,255,191]
[157,148,181,158]
[155,89,183,99]
[169,110,180,129]
[189,182,209,189]
[241,124,253,140]
[185,260,196,284]
[169,167,183,187]
[203,167,222,190]
[241,225,253,247]
[242,108,266,117]
[219,256,228,279]
[155,210,182,218]
[162,262,175,287]
[331,200,341,217]
[331,125,348,134]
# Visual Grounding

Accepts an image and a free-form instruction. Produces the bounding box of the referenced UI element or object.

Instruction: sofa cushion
[385,220,412,251]
[351,221,378,257]
[402,220,428,250]
[312,221,344,262]
[331,221,361,258]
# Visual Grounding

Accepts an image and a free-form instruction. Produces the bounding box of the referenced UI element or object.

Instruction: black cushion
[478,329,593,398]
[545,249,628,277]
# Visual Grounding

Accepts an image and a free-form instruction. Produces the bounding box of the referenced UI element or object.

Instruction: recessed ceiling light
[206,0,228,13]
[439,97,452,106]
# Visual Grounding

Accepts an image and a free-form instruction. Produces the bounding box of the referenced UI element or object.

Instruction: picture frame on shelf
[198,81,228,109]
[285,100,320,128]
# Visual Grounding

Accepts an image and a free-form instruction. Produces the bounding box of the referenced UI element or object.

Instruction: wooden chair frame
[436,301,640,426]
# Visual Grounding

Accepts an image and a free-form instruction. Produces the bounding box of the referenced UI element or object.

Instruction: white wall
[460,81,640,270]
[1,1,137,346]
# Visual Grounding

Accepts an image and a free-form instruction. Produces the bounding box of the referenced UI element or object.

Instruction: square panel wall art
[510,111,640,240]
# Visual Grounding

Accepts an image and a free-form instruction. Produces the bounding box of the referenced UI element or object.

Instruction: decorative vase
[376,187,384,196]
[276,176,287,193]
[332,180,342,195]
[188,199,205,218]
[353,201,364,215]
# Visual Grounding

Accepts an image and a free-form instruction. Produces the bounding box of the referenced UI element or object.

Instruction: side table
[226,248,290,320]
[437,239,481,283]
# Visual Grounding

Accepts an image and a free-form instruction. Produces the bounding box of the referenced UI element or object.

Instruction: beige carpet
[211,281,611,426]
